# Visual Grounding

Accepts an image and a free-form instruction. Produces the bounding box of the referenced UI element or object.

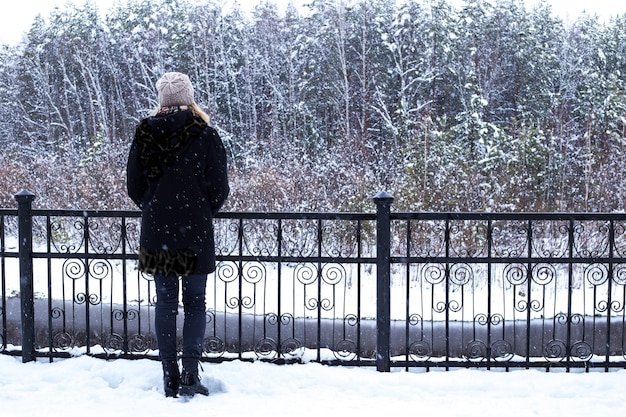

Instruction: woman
[126,72,229,398]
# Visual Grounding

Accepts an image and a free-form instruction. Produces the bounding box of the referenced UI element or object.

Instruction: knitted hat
[156,72,195,106]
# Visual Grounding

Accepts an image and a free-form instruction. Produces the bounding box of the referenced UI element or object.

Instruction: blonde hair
[189,103,211,125]
[148,102,212,125]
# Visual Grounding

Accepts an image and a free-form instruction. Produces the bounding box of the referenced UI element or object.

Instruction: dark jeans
[154,274,207,371]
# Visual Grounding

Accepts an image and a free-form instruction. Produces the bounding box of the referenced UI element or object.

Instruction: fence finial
[373,191,394,203]
[15,189,36,201]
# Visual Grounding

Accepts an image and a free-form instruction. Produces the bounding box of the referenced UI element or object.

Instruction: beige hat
[156,72,195,106]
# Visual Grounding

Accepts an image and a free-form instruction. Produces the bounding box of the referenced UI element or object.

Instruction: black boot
[162,360,180,398]
[179,370,209,397]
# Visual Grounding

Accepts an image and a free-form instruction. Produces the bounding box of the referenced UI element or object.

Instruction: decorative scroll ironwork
[281,219,319,258]
[449,221,489,258]
[320,221,361,258]
[573,221,611,258]
[6,205,626,371]
[15,211,156,357]
[408,340,431,361]
[394,214,626,370]
[491,340,514,362]
[241,220,279,257]
[614,222,626,257]
[32,215,142,256]
[47,218,86,254]
[405,220,446,257]
[280,337,303,357]
[203,335,225,356]
[530,221,570,258]
[333,339,357,361]
[491,220,529,258]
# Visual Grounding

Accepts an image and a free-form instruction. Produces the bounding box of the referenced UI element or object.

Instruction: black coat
[126,109,229,276]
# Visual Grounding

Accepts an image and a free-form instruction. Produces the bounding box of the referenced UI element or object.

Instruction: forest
[1,0,626,213]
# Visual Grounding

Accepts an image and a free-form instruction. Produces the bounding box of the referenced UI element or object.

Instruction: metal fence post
[15,190,36,363]
[373,191,394,372]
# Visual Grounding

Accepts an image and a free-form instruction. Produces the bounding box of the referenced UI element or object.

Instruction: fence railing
[2,190,626,372]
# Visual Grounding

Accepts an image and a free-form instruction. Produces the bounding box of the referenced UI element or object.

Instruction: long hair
[189,103,211,125]
[148,102,211,125]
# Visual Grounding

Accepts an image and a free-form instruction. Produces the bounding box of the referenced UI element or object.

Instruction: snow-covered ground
[0,352,624,417]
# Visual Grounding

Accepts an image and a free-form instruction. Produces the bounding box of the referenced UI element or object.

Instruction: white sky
[1,0,626,45]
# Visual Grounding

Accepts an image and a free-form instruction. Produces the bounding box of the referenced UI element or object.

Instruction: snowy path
[0,354,623,416]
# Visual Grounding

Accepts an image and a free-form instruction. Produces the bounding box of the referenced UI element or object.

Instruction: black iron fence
[2,190,626,372]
